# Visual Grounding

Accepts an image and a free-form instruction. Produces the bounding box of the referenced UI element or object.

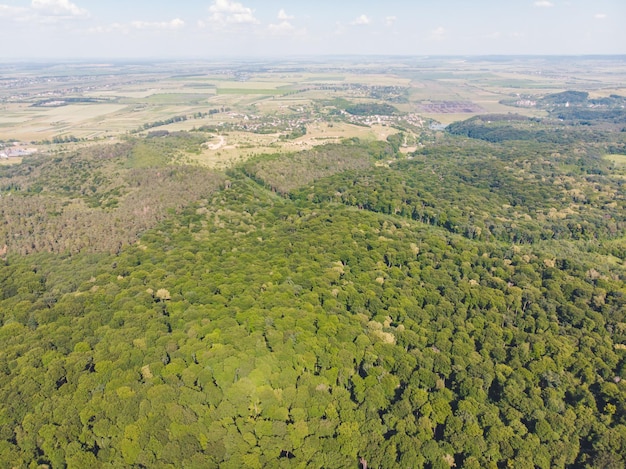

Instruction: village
[0,142,37,159]
[199,105,424,138]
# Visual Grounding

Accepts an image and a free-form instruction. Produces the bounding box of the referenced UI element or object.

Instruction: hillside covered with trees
[0,116,625,468]
[500,91,626,126]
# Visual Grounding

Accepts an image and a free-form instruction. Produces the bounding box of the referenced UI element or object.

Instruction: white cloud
[268,20,295,35]
[351,14,371,26]
[594,13,607,19]
[31,0,87,17]
[0,5,25,16]
[0,4,26,16]
[430,26,446,40]
[208,0,259,25]
[89,19,184,34]
[277,9,293,21]
[268,8,303,36]
[385,16,397,27]
[533,1,554,7]
[333,21,346,35]
[131,18,185,30]
[484,31,502,39]
[0,0,87,23]
[88,23,126,34]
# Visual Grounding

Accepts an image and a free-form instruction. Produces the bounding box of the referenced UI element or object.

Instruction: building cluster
[0,143,37,159]
[211,108,424,135]
[211,111,321,135]
[343,110,424,129]
[514,99,537,107]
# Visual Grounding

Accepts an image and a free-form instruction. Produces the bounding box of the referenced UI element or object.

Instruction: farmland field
[1,57,625,165]
[216,88,289,95]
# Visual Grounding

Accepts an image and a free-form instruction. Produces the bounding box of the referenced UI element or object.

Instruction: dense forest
[344,103,399,116]
[0,132,224,255]
[500,91,626,126]
[0,115,625,468]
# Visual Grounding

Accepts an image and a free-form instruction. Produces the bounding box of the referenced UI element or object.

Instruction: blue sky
[0,0,624,59]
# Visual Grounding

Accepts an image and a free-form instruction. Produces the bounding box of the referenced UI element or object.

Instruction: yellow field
[342,74,412,87]
[214,81,289,90]
[605,154,626,166]
[0,157,22,165]
[1,103,129,140]
[91,89,168,99]
[590,89,626,98]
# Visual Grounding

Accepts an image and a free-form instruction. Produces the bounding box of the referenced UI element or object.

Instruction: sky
[0,0,624,59]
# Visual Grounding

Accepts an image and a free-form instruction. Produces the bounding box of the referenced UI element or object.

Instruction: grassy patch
[0,158,22,166]
[605,154,626,166]
[217,88,288,95]
[303,76,346,82]
[126,141,169,168]
[141,93,213,105]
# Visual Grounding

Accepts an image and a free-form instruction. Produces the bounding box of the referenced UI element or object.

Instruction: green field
[216,88,290,95]
[138,93,215,104]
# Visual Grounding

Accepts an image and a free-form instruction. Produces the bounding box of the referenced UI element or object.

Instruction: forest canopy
[0,113,625,468]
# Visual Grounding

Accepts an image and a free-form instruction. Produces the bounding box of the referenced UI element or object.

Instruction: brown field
[418,102,484,113]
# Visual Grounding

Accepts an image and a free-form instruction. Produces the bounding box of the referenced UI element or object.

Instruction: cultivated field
[1,57,625,166]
